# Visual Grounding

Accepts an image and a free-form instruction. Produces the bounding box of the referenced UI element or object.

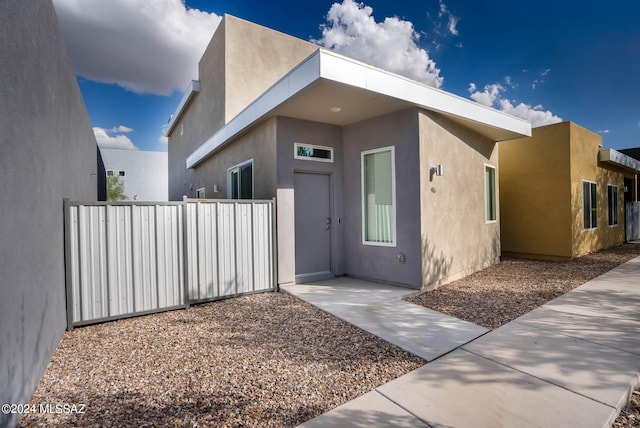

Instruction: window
[196,187,205,199]
[118,170,126,177]
[607,185,618,226]
[106,170,115,176]
[583,180,597,229]
[485,165,497,222]
[228,160,253,199]
[294,142,334,162]
[362,147,396,246]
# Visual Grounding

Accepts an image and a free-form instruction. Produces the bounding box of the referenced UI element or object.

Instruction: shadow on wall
[421,230,500,290]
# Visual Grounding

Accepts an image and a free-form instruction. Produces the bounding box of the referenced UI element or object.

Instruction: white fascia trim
[318,49,532,138]
[186,49,532,169]
[186,51,322,169]
[166,80,201,136]
[599,148,640,172]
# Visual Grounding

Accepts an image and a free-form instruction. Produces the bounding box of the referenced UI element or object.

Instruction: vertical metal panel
[217,202,236,296]
[235,203,253,293]
[252,203,273,291]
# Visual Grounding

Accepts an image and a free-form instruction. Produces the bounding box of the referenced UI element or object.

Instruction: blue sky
[53,0,640,152]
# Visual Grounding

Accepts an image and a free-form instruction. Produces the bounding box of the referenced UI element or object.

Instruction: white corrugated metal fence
[64,198,276,328]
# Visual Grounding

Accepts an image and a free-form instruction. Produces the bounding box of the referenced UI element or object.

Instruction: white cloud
[53,0,221,95]
[469,82,562,127]
[94,127,138,150]
[469,83,504,107]
[447,15,459,36]
[158,135,169,145]
[497,99,563,127]
[314,0,443,88]
[437,0,460,36]
[110,125,133,133]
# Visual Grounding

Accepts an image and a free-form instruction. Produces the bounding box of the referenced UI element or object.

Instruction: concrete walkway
[284,256,640,428]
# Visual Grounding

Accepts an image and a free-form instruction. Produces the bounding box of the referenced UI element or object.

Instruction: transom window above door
[294,142,334,163]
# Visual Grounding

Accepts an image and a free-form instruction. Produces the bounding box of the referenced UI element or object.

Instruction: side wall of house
[190,118,278,201]
[168,15,317,201]
[343,109,423,288]
[0,2,97,424]
[223,15,318,123]
[275,117,345,285]
[101,149,168,201]
[419,111,501,288]
[569,122,625,256]
[499,122,574,259]
[168,18,226,200]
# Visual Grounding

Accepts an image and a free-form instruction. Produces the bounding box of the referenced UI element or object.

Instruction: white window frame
[484,164,497,223]
[583,180,598,230]
[106,169,115,176]
[294,142,334,163]
[227,159,254,199]
[361,146,397,247]
[607,184,618,227]
[118,170,126,177]
[196,187,205,199]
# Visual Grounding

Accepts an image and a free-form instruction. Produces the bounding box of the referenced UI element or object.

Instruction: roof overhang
[599,148,640,173]
[166,80,200,136]
[186,49,532,169]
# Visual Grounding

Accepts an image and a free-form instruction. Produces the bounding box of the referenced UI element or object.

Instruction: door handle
[326,217,331,230]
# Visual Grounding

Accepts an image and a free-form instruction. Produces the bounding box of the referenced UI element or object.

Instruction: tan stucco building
[168,15,532,289]
[499,121,640,260]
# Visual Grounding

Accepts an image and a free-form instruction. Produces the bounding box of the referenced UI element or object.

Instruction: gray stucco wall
[0,2,97,426]
[100,148,168,201]
[343,109,423,288]
[188,118,278,200]
[275,117,345,285]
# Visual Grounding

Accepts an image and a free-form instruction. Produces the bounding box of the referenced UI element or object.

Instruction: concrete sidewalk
[281,277,488,362]
[287,257,640,428]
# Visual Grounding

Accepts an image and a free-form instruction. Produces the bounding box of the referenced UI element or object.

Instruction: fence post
[182,196,190,309]
[272,197,279,292]
[63,198,74,330]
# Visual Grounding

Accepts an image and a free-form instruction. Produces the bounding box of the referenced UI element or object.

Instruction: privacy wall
[0,2,98,425]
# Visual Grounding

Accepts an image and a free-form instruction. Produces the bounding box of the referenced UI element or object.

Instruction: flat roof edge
[599,148,640,172]
[166,80,201,136]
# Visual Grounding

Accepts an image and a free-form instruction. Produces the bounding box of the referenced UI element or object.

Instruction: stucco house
[100,148,168,201]
[499,121,640,260]
[167,15,531,289]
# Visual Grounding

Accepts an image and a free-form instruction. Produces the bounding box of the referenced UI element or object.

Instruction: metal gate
[64,198,276,328]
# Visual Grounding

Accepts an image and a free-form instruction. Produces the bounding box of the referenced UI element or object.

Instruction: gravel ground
[19,243,640,427]
[406,242,640,428]
[406,242,640,330]
[19,293,423,427]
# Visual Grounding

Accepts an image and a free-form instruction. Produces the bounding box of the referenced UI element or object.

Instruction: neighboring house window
[583,180,597,229]
[362,146,396,246]
[607,184,618,226]
[196,187,205,199]
[485,165,497,222]
[228,160,253,199]
[294,142,334,163]
[118,170,126,177]
[106,169,115,176]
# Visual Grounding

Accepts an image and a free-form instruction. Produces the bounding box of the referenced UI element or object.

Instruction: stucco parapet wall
[166,80,201,136]
[599,148,640,172]
[185,49,531,169]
